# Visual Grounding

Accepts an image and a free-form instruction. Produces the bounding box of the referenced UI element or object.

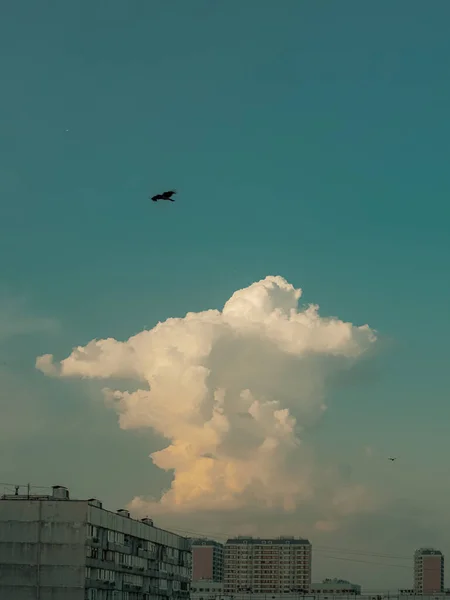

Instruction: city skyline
[2,481,446,595]
[1,0,450,592]
[1,484,446,597]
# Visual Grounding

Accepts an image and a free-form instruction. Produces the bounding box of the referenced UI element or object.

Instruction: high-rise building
[191,539,224,582]
[0,484,191,600]
[414,548,444,594]
[224,536,312,596]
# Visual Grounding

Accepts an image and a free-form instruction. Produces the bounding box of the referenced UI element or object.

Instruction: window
[96,569,115,582]
[123,573,143,586]
[87,525,98,539]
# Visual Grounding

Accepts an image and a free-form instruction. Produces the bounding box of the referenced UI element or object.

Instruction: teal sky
[1,1,450,590]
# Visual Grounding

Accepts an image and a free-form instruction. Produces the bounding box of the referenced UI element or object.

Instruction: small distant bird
[388,457,397,462]
[151,190,176,202]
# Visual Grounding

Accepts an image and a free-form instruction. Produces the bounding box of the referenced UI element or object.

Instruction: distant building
[191,539,224,582]
[190,579,233,600]
[0,484,191,600]
[224,536,312,596]
[311,578,361,595]
[414,548,445,594]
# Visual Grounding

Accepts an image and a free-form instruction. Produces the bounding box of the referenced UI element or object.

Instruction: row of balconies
[93,537,188,567]
[226,577,310,581]
[87,556,158,577]
[225,568,310,571]
[224,581,310,585]
[225,556,310,560]
[226,551,310,555]
[226,551,310,554]
[86,578,187,595]
[86,578,146,590]
[226,560,310,563]
[225,569,310,572]
[225,572,310,575]
[86,557,189,582]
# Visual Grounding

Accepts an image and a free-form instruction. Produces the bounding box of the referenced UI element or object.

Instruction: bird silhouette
[150,190,176,202]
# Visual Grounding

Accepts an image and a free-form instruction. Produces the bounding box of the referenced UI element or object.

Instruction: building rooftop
[191,538,224,547]
[225,536,311,545]
[0,484,180,539]
[415,548,444,556]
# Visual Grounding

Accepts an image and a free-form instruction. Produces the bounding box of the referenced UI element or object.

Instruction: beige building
[224,536,312,596]
[414,548,444,594]
[191,539,224,582]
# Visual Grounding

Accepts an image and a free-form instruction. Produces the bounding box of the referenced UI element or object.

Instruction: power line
[0,482,50,490]
[316,554,413,570]
[165,524,415,564]
[1,483,441,576]
[167,525,445,575]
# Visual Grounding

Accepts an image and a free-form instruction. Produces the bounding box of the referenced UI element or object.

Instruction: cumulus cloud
[36,275,377,529]
[35,354,60,377]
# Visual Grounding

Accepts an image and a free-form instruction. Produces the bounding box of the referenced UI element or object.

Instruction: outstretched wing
[151,194,162,201]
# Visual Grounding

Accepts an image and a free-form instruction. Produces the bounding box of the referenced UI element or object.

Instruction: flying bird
[388,457,397,461]
[151,190,176,202]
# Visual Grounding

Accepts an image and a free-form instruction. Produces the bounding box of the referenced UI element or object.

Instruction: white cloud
[35,354,59,377]
[36,275,377,530]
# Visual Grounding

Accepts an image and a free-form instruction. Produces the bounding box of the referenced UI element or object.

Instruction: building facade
[311,579,361,595]
[190,580,233,600]
[0,485,191,600]
[414,548,444,594]
[224,536,312,596]
[191,539,224,582]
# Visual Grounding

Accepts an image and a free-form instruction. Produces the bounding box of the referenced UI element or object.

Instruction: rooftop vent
[52,486,69,500]
[88,498,103,509]
[117,509,130,518]
[141,517,154,526]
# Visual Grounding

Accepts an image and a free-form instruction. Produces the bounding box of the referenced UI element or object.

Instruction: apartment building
[0,484,191,600]
[191,539,224,582]
[414,548,444,594]
[224,536,312,596]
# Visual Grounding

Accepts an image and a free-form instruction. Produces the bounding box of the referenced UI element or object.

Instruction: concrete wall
[0,497,192,599]
[88,504,191,551]
[0,499,88,600]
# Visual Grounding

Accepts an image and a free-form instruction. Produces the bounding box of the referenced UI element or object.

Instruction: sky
[1,0,450,591]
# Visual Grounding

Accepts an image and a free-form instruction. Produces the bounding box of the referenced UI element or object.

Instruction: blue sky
[1,0,450,589]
